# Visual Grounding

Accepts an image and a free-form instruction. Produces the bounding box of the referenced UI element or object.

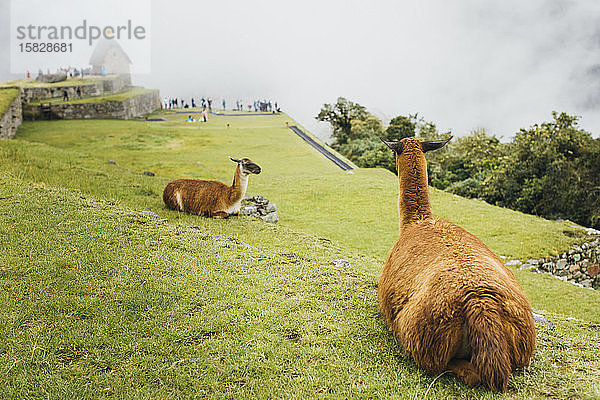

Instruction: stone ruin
[36,71,67,83]
[240,195,278,223]
[519,236,600,289]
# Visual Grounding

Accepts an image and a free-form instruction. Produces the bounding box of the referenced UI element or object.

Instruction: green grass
[1,176,599,399]
[1,111,600,397]
[7,114,600,323]
[13,115,587,260]
[0,76,111,89]
[0,88,20,116]
[27,87,156,105]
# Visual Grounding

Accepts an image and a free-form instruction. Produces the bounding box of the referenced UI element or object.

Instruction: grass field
[0,88,20,116]
[1,110,600,398]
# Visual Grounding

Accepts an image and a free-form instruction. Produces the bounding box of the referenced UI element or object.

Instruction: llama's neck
[230,164,249,201]
[397,151,433,230]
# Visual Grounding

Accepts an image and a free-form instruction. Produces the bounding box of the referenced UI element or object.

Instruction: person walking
[63,89,69,102]
[202,108,208,122]
[222,99,226,110]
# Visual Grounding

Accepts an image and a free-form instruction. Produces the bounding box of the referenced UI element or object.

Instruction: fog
[2,0,600,142]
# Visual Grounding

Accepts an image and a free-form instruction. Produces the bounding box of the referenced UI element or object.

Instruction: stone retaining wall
[103,74,131,93]
[122,90,162,119]
[21,83,104,103]
[519,237,600,289]
[23,90,161,121]
[19,74,131,102]
[0,89,23,139]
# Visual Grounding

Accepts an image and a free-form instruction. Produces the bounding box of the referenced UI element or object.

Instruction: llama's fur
[377,137,535,392]
[163,157,261,218]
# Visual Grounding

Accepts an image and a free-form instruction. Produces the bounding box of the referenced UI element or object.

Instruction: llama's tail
[464,296,512,392]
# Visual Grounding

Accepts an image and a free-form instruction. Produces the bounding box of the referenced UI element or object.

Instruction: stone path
[288,125,353,171]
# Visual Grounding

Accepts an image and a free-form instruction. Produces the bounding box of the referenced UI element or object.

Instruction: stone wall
[20,74,131,103]
[0,89,23,139]
[519,237,600,289]
[21,83,104,103]
[23,89,161,121]
[122,90,162,119]
[103,74,131,93]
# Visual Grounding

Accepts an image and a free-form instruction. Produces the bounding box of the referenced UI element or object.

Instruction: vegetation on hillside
[317,98,600,229]
[5,115,600,325]
[0,111,599,397]
[1,174,599,399]
[0,88,20,116]
[0,76,110,89]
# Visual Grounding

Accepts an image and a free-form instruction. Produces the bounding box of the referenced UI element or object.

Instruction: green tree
[483,112,600,228]
[384,115,416,141]
[316,98,367,146]
[350,114,384,140]
[434,129,506,198]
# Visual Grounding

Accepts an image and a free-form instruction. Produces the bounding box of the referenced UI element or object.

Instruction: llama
[163,157,261,218]
[377,137,535,392]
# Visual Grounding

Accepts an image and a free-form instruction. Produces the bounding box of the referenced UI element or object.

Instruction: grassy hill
[1,111,599,398]
[0,88,20,116]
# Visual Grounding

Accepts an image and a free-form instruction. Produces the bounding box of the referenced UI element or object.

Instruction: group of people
[62,86,84,102]
[234,99,281,113]
[163,97,214,110]
[186,109,208,123]
[164,97,281,114]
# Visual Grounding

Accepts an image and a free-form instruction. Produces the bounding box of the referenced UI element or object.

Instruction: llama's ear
[379,137,404,154]
[229,156,241,163]
[421,136,453,152]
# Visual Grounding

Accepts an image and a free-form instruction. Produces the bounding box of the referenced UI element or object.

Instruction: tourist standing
[202,108,208,122]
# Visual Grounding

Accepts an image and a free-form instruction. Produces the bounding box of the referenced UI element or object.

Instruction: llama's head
[380,136,452,174]
[380,137,453,156]
[229,157,262,175]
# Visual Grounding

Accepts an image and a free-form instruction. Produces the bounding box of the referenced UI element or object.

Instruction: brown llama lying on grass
[163,157,261,218]
[377,137,535,392]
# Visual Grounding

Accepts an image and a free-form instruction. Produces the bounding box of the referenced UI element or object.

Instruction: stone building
[89,39,132,76]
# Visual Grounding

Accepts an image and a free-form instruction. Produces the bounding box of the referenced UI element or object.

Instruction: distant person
[26,70,30,79]
[63,89,69,102]
[208,98,212,111]
[222,99,226,110]
[202,109,208,122]
[187,115,194,122]
[76,87,82,98]
[191,98,196,108]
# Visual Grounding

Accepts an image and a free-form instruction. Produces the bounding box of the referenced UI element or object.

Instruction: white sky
[2,0,600,142]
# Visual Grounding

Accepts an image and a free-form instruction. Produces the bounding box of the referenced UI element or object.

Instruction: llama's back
[163,179,229,215]
[378,218,535,391]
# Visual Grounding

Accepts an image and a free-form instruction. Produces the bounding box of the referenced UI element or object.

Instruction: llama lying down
[163,157,261,218]
[377,137,535,392]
